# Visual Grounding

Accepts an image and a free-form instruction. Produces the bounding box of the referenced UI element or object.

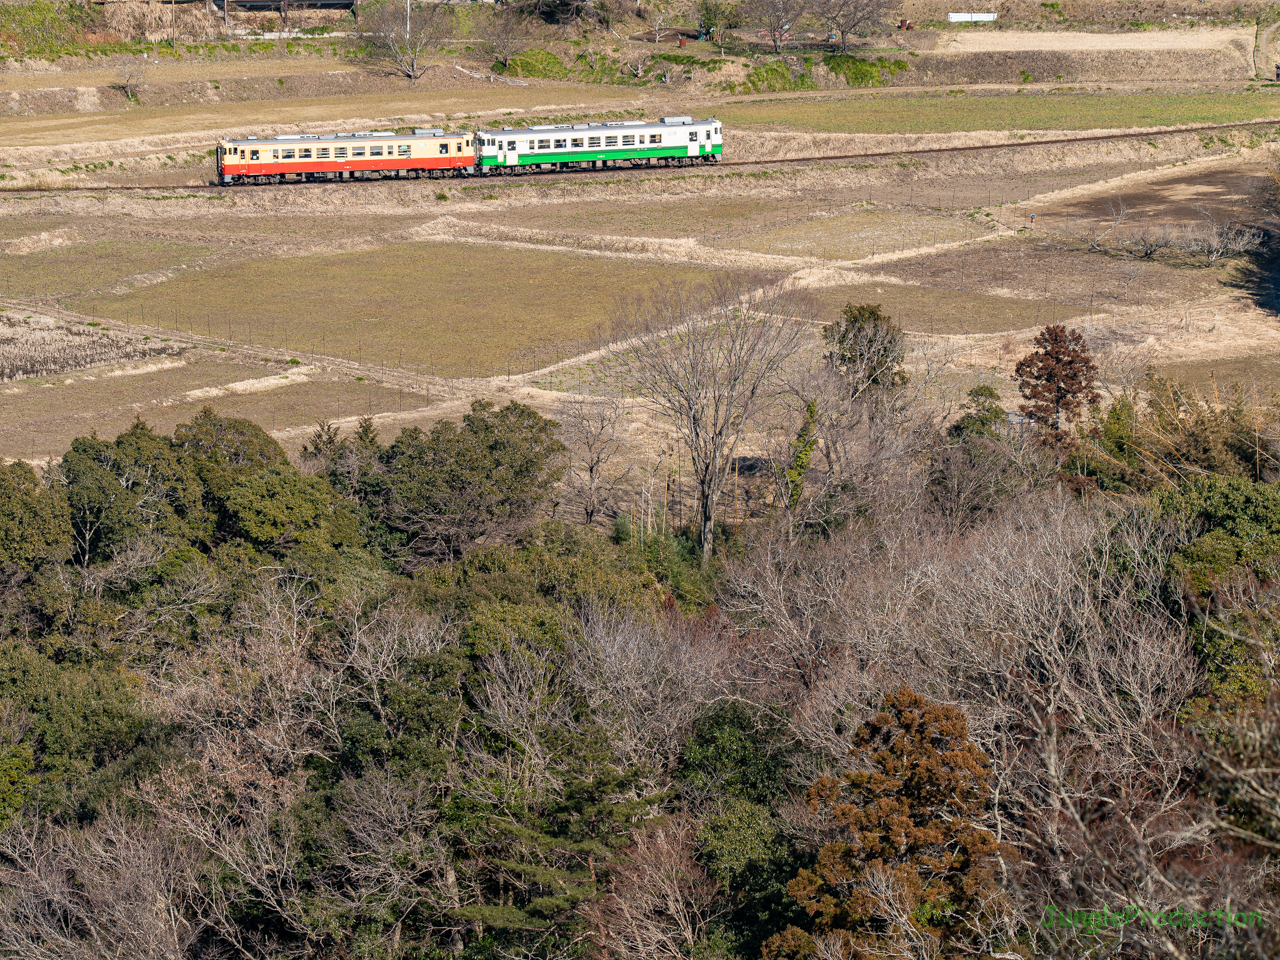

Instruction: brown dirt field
[1025,161,1273,224]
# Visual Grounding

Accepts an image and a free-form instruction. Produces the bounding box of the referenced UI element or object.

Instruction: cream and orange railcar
[216,128,475,184]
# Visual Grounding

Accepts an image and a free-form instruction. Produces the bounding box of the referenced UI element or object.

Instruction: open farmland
[714,209,980,260]
[4,10,1280,957]
[715,89,1280,135]
[0,346,412,461]
[73,242,726,378]
[0,24,1278,461]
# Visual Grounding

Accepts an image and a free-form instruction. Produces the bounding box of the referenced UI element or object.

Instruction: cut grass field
[715,90,1280,134]
[715,210,982,260]
[809,282,1080,335]
[482,197,799,240]
[3,240,212,300]
[1152,353,1280,389]
[73,242,724,377]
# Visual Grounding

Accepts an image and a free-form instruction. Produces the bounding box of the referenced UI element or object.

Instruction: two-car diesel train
[216,116,722,185]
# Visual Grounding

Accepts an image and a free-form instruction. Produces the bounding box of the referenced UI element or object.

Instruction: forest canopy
[0,311,1278,960]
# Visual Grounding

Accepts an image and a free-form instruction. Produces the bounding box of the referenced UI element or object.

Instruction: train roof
[476,117,718,136]
[218,128,459,145]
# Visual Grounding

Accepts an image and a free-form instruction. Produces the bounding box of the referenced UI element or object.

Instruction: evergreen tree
[1014,324,1100,437]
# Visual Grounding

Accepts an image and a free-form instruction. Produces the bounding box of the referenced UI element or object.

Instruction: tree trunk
[699,489,717,565]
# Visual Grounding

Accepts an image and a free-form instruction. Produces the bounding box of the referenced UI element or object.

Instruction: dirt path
[941,26,1255,53]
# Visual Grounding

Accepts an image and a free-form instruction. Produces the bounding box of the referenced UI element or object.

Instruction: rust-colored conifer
[764,687,1015,960]
[1014,324,1101,437]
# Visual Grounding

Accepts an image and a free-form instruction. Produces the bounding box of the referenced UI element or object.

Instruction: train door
[506,138,518,168]
[687,129,699,157]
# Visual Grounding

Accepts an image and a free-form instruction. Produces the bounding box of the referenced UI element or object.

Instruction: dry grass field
[0,345,414,460]
[73,243,725,377]
[2,32,1279,461]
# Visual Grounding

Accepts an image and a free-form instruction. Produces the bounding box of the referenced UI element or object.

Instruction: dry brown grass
[1152,353,1280,389]
[713,209,981,260]
[0,82,645,150]
[2,239,212,300]
[73,242,727,377]
[0,350,410,460]
[0,311,184,382]
[806,281,1080,334]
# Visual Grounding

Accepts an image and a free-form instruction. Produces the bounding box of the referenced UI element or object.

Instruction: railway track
[3,115,1277,195]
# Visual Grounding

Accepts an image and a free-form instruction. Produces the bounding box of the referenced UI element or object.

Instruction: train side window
[622,135,635,146]
[439,143,449,155]
[588,136,601,148]
[605,136,617,147]
[651,134,662,145]
[508,140,516,150]
[299,148,312,159]
[370,145,383,157]
[465,139,471,147]
[571,138,583,148]
[335,147,347,158]
[272,149,279,158]
[352,147,365,157]
[455,142,462,153]
[554,138,566,149]
[398,144,411,157]
[537,139,551,150]
[282,149,296,159]
[318,148,330,158]
[250,150,260,160]
[688,132,697,142]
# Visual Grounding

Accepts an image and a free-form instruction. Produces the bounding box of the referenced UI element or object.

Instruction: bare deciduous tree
[367,0,454,84]
[1129,219,1176,259]
[741,0,808,52]
[579,816,726,959]
[0,811,205,960]
[1181,204,1264,265]
[115,55,147,101]
[567,605,730,775]
[1062,197,1128,253]
[812,0,896,54]
[557,395,632,525]
[478,4,534,71]
[612,277,808,562]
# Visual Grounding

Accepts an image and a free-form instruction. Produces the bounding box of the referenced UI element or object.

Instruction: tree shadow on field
[1225,225,1280,314]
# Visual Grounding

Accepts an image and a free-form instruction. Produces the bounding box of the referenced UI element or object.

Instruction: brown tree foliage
[1014,324,1101,436]
[765,687,1016,960]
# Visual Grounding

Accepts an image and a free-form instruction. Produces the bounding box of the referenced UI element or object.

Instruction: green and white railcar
[475,116,722,173]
